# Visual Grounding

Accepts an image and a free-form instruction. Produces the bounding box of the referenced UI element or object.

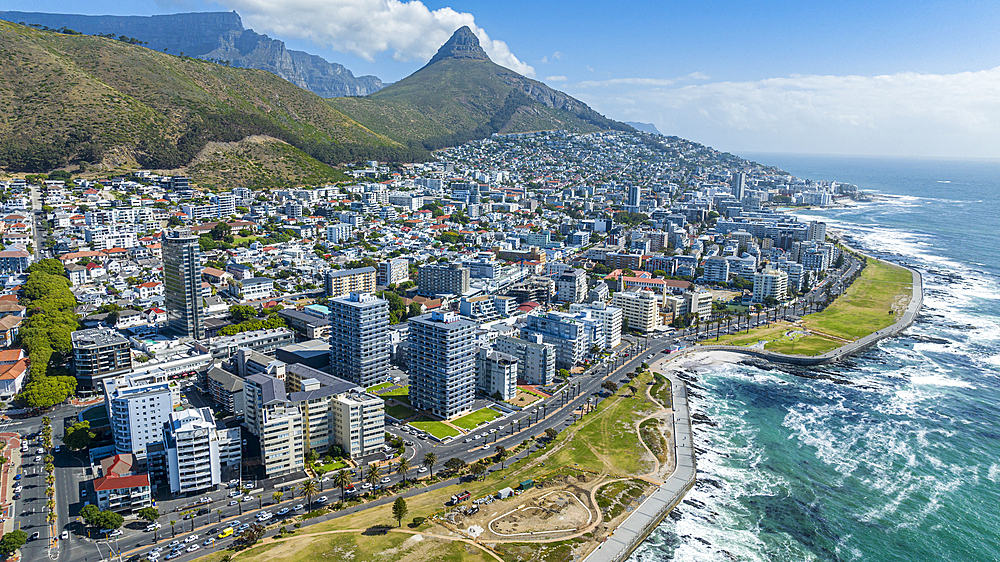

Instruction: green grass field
[366,382,395,393]
[764,333,841,355]
[804,258,913,340]
[383,385,411,405]
[410,418,460,439]
[224,529,493,562]
[545,370,659,477]
[451,408,501,430]
[314,460,347,474]
[385,404,416,420]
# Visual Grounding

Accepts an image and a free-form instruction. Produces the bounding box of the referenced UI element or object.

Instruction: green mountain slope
[329,27,631,150]
[0,21,424,174]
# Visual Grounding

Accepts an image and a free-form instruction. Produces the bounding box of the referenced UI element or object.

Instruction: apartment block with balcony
[476,348,518,401]
[104,372,177,460]
[521,312,587,370]
[164,408,225,495]
[328,292,390,388]
[72,327,133,390]
[324,266,376,298]
[612,289,661,333]
[493,335,556,386]
[409,311,477,419]
[93,454,151,513]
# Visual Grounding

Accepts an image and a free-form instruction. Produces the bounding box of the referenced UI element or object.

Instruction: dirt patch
[444,484,595,542]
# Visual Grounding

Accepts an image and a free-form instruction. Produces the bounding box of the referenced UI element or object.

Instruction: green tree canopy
[27,258,65,277]
[0,529,27,555]
[392,498,408,527]
[228,304,257,323]
[63,420,95,450]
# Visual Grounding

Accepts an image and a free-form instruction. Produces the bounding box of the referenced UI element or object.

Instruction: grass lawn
[233,235,259,244]
[803,258,913,341]
[385,404,416,420]
[314,460,347,473]
[410,417,460,439]
[451,408,501,431]
[704,318,846,356]
[545,370,659,477]
[383,385,411,405]
[222,529,494,562]
[366,382,395,393]
[765,333,841,355]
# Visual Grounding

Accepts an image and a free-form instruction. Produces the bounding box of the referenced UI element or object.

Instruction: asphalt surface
[13,257,863,562]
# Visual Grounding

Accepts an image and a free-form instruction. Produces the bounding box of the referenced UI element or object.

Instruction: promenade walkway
[584,370,695,562]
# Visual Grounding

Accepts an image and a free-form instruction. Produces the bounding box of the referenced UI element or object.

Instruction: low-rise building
[93,454,152,513]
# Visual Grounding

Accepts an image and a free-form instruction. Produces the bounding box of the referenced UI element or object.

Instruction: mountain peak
[426,25,490,66]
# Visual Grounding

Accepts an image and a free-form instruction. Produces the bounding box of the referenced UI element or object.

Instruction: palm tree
[170,520,177,537]
[422,452,437,477]
[396,458,411,484]
[299,480,318,512]
[364,465,382,491]
[333,469,352,502]
[495,445,509,470]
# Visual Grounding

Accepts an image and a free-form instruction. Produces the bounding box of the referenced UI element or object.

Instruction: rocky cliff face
[425,25,490,66]
[0,10,383,97]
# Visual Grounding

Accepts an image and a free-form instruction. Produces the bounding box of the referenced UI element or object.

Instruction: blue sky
[4,0,1000,158]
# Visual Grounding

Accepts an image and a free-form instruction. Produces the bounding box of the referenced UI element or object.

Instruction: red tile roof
[93,473,149,491]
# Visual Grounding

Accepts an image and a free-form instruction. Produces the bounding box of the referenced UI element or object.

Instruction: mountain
[0,20,423,177]
[0,11,384,98]
[329,26,632,149]
[626,121,661,135]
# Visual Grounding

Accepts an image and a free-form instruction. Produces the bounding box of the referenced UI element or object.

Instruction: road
[17,255,864,562]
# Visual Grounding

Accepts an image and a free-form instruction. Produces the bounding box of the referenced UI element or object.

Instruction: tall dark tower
[163,229,204,340]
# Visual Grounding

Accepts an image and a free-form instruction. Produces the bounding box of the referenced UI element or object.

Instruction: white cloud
[574,72,710,89]
[545,75,568,82]
[567,67,1000,158]
[216,0,534,76]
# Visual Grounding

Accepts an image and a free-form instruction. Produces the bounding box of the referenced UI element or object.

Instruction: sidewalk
[0,432,23,534]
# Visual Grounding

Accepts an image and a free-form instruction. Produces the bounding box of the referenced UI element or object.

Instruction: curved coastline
[584,260,923,562]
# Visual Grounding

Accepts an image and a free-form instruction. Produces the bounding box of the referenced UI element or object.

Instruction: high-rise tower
[328,292,390,388]
[163,229,204,339]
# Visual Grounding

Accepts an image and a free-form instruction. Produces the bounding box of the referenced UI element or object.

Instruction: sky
[4,0,1000,159]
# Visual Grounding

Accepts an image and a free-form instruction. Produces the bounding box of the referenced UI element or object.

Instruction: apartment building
[555,268,588,303]
[93,454,152,513]
[417,263,470,297]
[569,301,623,349]
[521,312,587,370]
[612,289,660,333]
[71,327,133,390]
[493,335,556,386]
[378,257,409,286]
[328,292,390,388]
[324,266,376,298]
[409,311,477,419]
[104,372,177,459]
[476,348,518,401]
[164,408,240,494]
[752,268,788,303]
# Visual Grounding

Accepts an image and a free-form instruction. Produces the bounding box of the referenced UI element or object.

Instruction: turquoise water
[631,155,1000,562]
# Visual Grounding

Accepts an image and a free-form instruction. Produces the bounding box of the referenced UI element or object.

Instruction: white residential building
[104,372,178,460]
[569,301,623,349]
[612,289,660,333]
[752,268,788,303]
[476,348,518,401]
[164,408,240,494]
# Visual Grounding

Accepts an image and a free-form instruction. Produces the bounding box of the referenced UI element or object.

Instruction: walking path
[0,432,22,534]
[584,370,695,562]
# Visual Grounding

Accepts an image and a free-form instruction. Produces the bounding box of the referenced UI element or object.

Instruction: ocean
[629,154,1000,562]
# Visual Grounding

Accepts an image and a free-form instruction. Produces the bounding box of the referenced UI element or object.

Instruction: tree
[392,498,408,528]
[470,460,488,480]
[545,428,558,441]
[167,215,184,227]
[407,302,423,319]
[444,457,467,474]
[494,445,509,470]
[396,457,411,484]
[170,520,177,537]
[0,529,27,556]
[236,523,265,547]
[228,305,257,323]
[210,222,232,241]
[272,491,283,505]
[422,452,437,477]
[63,420,94,450]
[364,465,382,491]
[27,259,64,277]
[80,504,100,527]
[601,381,619,393]
[333,469,352,502]
[298,480,317,512]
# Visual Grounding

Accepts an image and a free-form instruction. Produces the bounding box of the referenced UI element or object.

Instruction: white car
[109,529,123,537]
[61,531,69,540]
[36,448,44,455]
[293,504,304,511]
[34,456,41,463]
[418,466,428,473]
[315,496,328,504]
[184,534,199,543]
[380,477,391,484]
[146,523,161,532]
[464,438,471,443]
[482,444,490,450]
[186,545,200,553]
[228,500,238,506]
[148,552,161,560]
[242,495,254,502]
[229,490,241,497]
